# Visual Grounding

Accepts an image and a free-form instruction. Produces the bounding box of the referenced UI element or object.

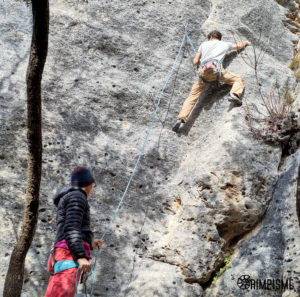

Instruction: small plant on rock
[289,52,300,81]
[245,79,300,155]
[263,80,294,120]
[212,254,232,285]
[231,28,300,154]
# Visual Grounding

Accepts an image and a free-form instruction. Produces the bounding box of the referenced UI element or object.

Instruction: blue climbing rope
[81,31,197,297]
[186,34,196,54]
[101,32,187,240]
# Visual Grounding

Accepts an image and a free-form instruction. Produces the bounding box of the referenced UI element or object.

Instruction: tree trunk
[3,1,49,296]
[297,161,300,227]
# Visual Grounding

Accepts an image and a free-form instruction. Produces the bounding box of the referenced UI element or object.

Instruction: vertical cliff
[0,0,299,296]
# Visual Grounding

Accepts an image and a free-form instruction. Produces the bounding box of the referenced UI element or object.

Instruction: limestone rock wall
[0,0,299,296]
[203,151,300,297]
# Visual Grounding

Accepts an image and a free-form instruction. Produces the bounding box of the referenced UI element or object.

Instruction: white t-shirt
[198,40,234,65]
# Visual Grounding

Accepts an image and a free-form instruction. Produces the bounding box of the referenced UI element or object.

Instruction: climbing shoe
[172,119,184,132]
[228,95,242,106]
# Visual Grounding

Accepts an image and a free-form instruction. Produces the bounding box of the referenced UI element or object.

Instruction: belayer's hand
[92,239,104,250]
[77,258,91,272]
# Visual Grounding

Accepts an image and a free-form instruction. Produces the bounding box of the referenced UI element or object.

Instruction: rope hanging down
[101,32,189,240]
[77,32,197,297]
[186,34,197,54]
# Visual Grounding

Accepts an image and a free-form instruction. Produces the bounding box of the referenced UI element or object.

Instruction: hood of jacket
[53,185,86,206]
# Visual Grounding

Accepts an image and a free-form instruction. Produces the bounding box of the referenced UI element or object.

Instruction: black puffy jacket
[53,186,93,260]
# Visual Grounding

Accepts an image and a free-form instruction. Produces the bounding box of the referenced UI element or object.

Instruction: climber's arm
[193,52,201,67]
[232,41,251,51]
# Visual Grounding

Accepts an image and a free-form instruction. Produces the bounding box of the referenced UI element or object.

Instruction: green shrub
[212,254,232,285]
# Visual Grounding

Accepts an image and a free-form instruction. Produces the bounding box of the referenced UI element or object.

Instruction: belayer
[44,167,103,297]
[177,30,251,125]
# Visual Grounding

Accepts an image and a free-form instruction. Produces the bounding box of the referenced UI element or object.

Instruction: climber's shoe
[228,95,242,106]
[172,119,184,132]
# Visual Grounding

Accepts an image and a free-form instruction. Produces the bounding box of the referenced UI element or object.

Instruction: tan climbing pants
[177,70,245,123]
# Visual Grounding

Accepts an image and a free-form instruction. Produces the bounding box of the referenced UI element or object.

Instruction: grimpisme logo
[237,275,294,291]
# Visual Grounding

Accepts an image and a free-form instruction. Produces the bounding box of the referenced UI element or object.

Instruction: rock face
[0,0,299,296]
[203,150,300,297]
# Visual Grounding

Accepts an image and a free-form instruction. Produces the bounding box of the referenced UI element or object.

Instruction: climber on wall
[44,167,104,297]
[176,30,251,126]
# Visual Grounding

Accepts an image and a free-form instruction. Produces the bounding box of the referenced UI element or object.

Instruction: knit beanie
[71,167,95,187]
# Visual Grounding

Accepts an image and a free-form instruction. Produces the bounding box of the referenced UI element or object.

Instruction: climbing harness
[49,248,79,276]
[201,59,223,75]
[54,260,78,274]
[199,59,224,83]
